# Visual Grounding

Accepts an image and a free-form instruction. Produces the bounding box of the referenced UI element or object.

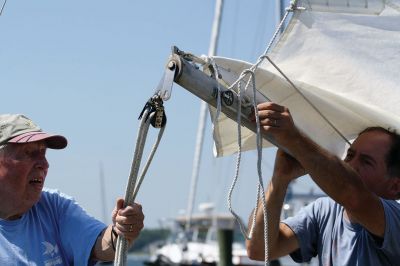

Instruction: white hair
[0,144,8,155]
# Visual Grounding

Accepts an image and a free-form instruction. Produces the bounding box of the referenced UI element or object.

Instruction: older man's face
[0,141,49,220]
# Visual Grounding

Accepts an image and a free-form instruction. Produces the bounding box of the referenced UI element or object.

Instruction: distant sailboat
[145,202,266,266]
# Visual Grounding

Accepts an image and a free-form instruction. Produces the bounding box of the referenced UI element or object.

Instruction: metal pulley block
[138,96,167,128]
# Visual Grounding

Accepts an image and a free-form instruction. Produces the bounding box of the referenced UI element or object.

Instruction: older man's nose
[35,156,49,170]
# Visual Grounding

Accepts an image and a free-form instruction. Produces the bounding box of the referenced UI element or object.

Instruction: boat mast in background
[185,0,224,232]
[276,0,285,27]
[0,0,8,16]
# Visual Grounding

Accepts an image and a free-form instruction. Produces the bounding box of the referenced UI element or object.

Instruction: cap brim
[7,131,68,149]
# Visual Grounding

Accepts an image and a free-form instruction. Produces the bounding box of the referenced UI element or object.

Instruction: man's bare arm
[247,150,302,260]
[257,102,385,237]
[91,225,117,262]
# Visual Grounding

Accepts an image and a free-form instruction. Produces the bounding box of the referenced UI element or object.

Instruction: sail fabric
[209,0,400,157]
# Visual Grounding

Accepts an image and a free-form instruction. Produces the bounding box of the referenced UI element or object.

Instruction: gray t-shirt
[283,197,400,265]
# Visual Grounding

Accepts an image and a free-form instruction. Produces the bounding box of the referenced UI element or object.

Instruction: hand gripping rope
[114,96,168,265]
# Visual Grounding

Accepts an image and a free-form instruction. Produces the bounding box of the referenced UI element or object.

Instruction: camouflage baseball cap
[0,114,67,149]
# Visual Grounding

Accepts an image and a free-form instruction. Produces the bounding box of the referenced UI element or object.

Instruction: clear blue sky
[0,0,319,227]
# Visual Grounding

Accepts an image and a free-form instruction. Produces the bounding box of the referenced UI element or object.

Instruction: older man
[0,114,144,264]
[246,102,400,265]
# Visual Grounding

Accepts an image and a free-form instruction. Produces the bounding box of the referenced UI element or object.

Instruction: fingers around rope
[257,102,286,113]
[260,117,280,127]
[113,201,144,238]
[116,206,144,225]
[258,106,292,129]
[113,218,144,243]
[250,102,288,120]
[114,220,144,234]
[257,109,281,120]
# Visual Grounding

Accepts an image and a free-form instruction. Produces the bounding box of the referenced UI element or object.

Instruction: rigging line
[249,68,270,266]
[0,0,7,16]
[250,0,271,61]
[223,1,296,95]
[264,55,351,145]
[260,0,299,61]
[227,80,245,235]
[227,79,254,240]
[131,126,165,200]
[226,1,350,148]
[242,0,303,81]
[226,72,257,236]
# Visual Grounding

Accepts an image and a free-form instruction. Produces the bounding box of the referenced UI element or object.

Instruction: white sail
[209,0,400,157]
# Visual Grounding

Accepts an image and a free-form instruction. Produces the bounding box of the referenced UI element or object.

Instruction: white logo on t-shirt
[42,241,62,266]
[42,241,59,256]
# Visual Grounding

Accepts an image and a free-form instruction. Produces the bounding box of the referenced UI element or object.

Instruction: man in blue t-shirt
[0,114,145,265]
[246,102,400,265]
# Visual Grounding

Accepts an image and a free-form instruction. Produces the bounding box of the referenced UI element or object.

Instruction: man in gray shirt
[246,102,400,265]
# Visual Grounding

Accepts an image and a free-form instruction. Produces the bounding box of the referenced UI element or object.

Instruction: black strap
[111,226,118,251]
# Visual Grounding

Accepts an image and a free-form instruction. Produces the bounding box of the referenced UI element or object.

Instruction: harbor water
[121,254,318,266]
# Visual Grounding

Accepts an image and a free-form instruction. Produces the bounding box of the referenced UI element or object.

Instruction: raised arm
[257,102,386,237]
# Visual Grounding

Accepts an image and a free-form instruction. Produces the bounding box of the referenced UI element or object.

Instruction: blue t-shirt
[0,188,107,266]
[283,197,400,266]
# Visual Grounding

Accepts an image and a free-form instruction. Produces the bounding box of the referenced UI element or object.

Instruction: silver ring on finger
[129,224,133,232]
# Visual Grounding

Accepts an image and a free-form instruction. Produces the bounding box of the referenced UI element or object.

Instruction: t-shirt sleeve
[378,200,400,260]
[51,191,107,265]
[282,198,327,263]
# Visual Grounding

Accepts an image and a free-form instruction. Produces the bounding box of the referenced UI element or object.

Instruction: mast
[277,0,295,198]
[185,0,224,232]
[0,0,8,16]
[277,0,285,25]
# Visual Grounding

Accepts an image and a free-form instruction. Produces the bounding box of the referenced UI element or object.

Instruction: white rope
[224,69,270,265]
[210,59,269,265]
[114,109,166,266]
[200,54,271,263]
[261,0,299,56]
[114,109,151,266]
[132,126,165,200]
[207,60,261,243]
[225,0,299,93]
[226,79,244,234]
[250,71,269,266]
[221,2,302,265]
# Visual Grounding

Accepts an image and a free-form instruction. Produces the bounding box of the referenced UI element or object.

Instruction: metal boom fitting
[167,46,282,149]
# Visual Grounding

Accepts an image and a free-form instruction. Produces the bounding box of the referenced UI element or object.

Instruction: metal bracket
[153,60,177,101]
